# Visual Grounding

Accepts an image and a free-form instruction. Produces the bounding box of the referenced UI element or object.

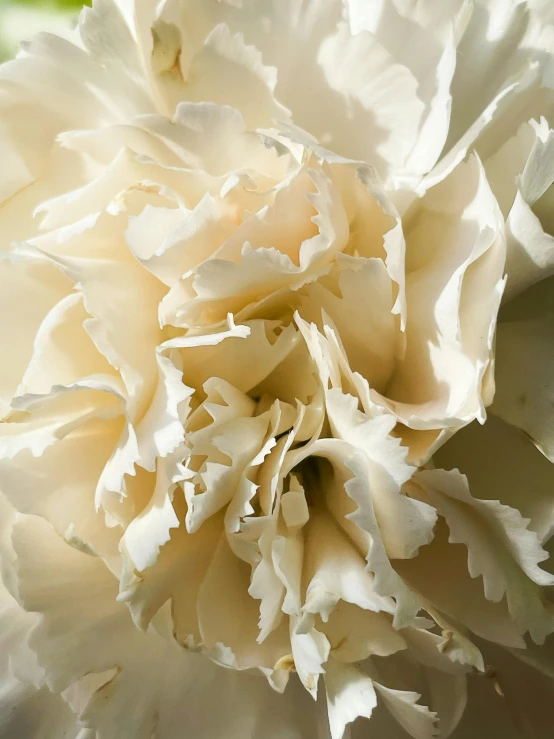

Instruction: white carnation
[1,1,554,737]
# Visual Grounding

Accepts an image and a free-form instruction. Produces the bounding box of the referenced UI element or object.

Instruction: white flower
[1,0,554,737]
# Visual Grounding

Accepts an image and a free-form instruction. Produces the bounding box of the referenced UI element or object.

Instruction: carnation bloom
[1,0,554,737]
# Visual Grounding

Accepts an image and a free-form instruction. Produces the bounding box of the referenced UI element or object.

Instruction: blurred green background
[0,0,88,60]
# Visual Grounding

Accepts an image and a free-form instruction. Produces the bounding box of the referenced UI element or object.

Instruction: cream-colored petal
[120,499,221,640]
[79,0,159,114]
[417,469,554,644]
[0,254,70,417]
[0,414,123,556]
[179,163,349,327]
[17,291,116,397]
[504,119,554,299]
[445,0,547,152]
[126,195,236,289]
[148,101,288,178]
[324,660,377,739]
[120,448,186,574]
[285,437,421,628]
[0,380,123,460]
[316,22,424,183]
[47,236,166,420]
[197,532,291,671]
[372,681,437,739]
[299,257,398,393]
[210,0,422,178]
[179,320,299,395]
[347,0,466,183]
[134,351,193,471]
[386,153,506,428]
[302,509,395,623]
[482,119,537,218]
[184,23,290,129]
[325,390,437,560]
[290,615,330,698]
[396,521,527,649]
[11,513,318,739]
[435,412,554,544]
[248,407,308,640]
[0,544,83,739]
[324,601,406,663]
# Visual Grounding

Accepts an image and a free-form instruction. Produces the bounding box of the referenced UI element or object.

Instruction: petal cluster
[1,1,554,738]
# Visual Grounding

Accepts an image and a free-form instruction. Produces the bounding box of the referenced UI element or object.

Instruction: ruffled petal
[0,254,70,416]
[435,411,554,544]
[417,468,554,644]
[10,513,321,739]
[0,571,82,739]
[324,660,377,739]
[386,153,506,428]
